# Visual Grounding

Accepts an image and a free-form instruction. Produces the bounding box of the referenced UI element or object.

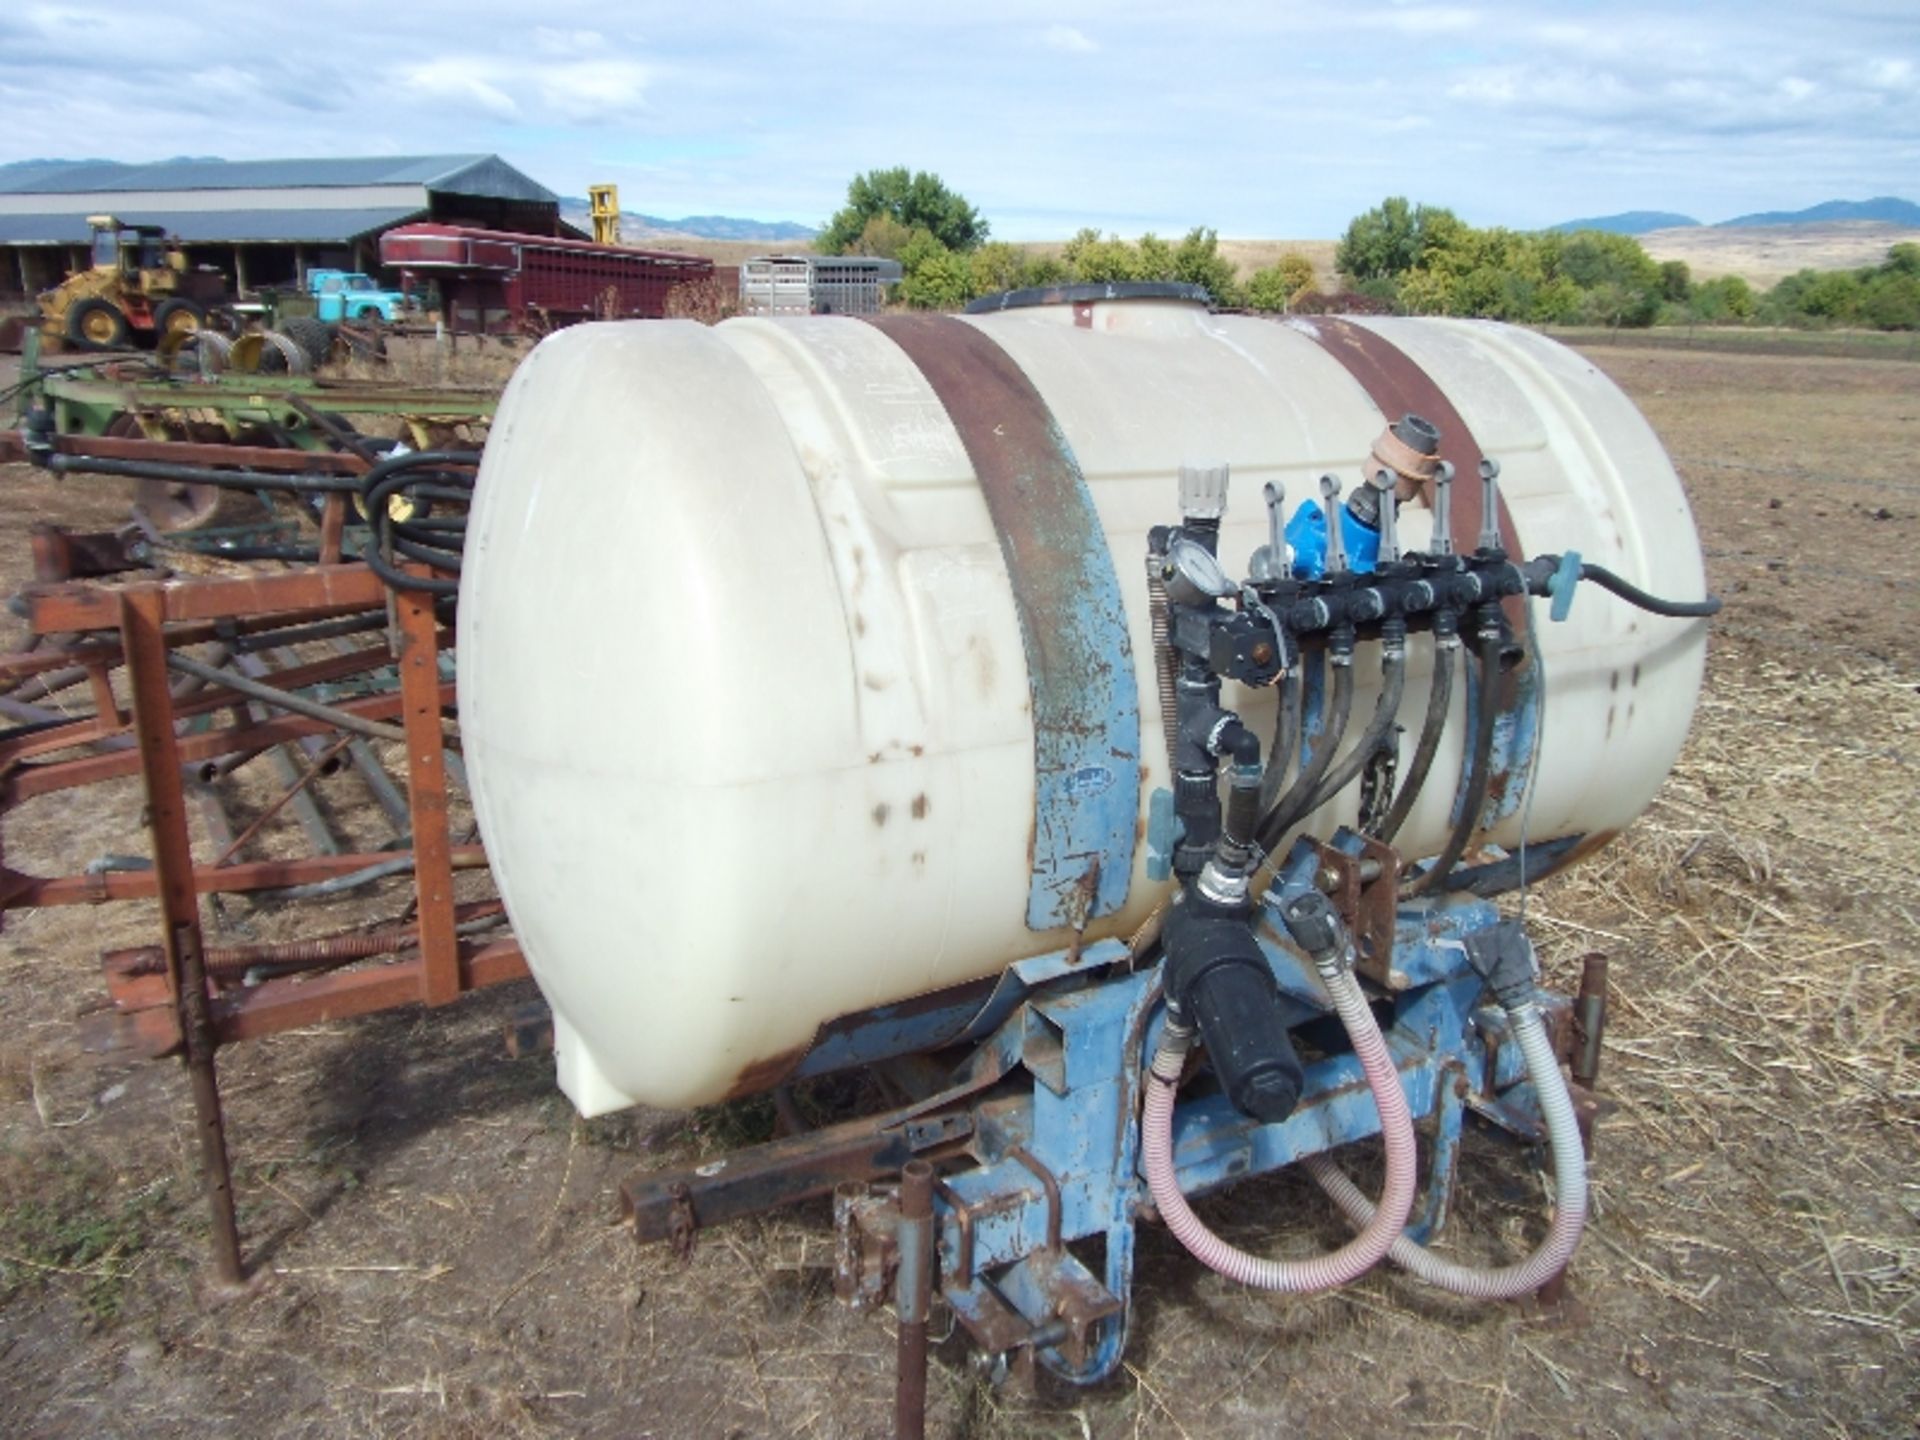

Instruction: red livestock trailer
[379,223,714,334]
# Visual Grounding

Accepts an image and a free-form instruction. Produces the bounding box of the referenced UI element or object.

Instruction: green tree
[1335,197,1461,282]
[968,242,1028,298]
[1172,227,1242,306]
[1799,270,1862,323]
[851,214,915,259]
[1554,230,1661,294]
[1860,272,1920,329]
[1658,260,1692,303]
[1883,242,1920,276]
[1759,269,1819,325]
[1245,251,1317,312]
[1690,275,1754,323]
[1134,232,1175,280]
[818,168,988,256]
[1062,229,1142,282]
[1531,275,1585,324]
[899,246,974,309]
[1022,254,1071,287]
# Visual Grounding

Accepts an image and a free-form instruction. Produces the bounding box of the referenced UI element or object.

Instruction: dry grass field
[0,339,1915,1438]
[1639,222,1920,286]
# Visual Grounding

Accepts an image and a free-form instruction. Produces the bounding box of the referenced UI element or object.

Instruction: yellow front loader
[38,216,224,352]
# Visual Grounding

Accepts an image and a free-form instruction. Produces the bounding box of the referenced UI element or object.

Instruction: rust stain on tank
[853,612,867,637]
[722,1042,810,1100]
[911,794,929,819]
[863,671,891,691]
[872,802,891,826]
[967,634,997,698]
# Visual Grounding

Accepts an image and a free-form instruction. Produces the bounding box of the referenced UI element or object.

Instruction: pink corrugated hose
[1305,1000,1588,1298]
[1141,960,1416,1291]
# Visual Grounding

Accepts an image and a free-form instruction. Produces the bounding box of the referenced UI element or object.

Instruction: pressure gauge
[1165,535,1235,605]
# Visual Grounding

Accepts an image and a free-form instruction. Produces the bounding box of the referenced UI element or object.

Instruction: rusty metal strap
[1282,317,1520,560]
[1284,316,1532,669]
[868,314,1139,932]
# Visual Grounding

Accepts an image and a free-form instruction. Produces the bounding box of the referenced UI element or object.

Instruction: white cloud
[1365,6,1478,36]
[1042,23,1097,54]
[1867,57,1912,88]
[400,58,520,118]
[533,27,606,56]
[533,59,654,123]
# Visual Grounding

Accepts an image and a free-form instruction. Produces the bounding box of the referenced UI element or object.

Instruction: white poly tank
[458,298,1708,1115]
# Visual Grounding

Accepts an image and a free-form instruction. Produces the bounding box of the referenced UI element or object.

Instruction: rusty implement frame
[0,558,529,1280]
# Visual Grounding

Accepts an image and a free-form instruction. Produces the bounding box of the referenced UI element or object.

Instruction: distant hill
[560,202,815,244]
[0,156,114,189]
[1551,210,1699,235]
[1716,197,1920,228]
[1551,198,1920,234]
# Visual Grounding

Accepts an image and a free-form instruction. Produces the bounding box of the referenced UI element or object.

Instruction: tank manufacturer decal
[868,314,1141,933]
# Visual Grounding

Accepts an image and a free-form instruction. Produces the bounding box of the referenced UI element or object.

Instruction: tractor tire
[154,298,207,348]
[281,315,337,370]
[66,297,130,351]
[342,313,388,360]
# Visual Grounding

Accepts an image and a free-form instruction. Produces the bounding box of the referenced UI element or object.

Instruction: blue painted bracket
[910,885,1563,1384]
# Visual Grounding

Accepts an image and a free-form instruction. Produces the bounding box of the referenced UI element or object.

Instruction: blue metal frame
[910,834,1561,1383]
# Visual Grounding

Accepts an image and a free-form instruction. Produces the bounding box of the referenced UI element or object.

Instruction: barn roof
[0,154,556,204]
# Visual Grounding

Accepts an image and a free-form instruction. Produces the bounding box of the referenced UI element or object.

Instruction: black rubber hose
[363,543,461,596]
[1305,640,1407,815]
[1258,664,1303,819]
[46,453,362,492]
[1577,561,1722,618]
[359,450,479,595]
[1375,627,1458,843]
[1257,646,1355,853]
[1404,624,1503,898]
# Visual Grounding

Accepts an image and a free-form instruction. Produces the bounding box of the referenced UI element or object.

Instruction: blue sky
[1,2,1914,238]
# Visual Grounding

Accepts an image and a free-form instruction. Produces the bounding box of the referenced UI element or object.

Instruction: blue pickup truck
[307,269,410,323]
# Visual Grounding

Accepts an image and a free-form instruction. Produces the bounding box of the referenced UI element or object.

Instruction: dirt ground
[0,342,1915,1438]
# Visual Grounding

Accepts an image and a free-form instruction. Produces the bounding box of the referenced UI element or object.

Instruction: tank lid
[965,281,1212,314]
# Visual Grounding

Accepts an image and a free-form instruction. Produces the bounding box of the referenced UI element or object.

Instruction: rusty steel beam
[622,1105,975,1246]
[2,683,451,802]
[94,936,530,1057]
[43,431,368,474]
[0,844,489,909]
[119,586,245,1284]
[213,938,528,1043]
[0,644,398,770]
[26,563,385,634]
[394,579,461,1006]
[896,1159,934,1440]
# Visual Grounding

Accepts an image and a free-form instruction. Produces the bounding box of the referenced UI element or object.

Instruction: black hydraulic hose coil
[1403,623,1504,897]
[1374,626,1458,843]
[359,449,480,596]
